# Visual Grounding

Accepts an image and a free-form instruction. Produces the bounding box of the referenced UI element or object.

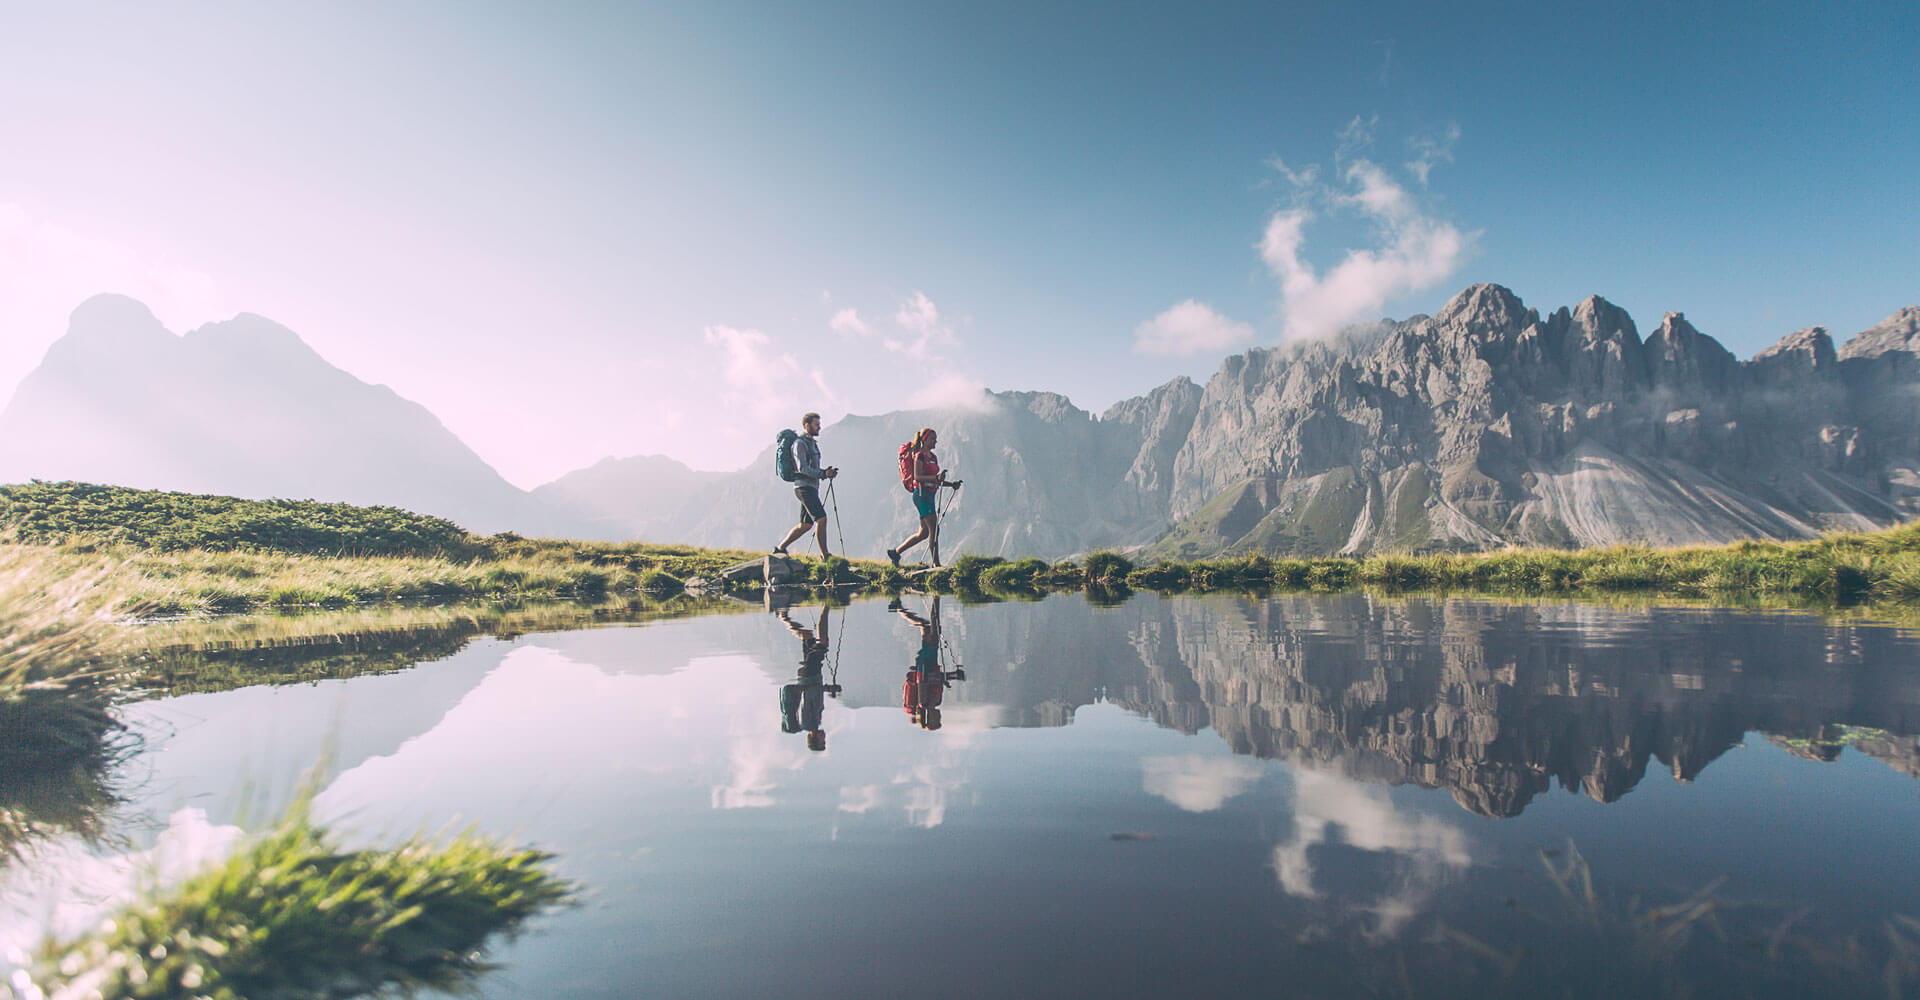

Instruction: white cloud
[1259,141,1475,341]
[703,324,841,428]
[890,290,955,361]
[1141,753,1265,812]
[829,307,871,337]
[895,290,940,332]
[704,324,798,390]
[1271,770,1472,938]
[0,807,244,962]
[838,784,883,813]
[1338,161,1415,220]
[1133,300,1257,357]
[711,728,806,809]
[907,372,992,412]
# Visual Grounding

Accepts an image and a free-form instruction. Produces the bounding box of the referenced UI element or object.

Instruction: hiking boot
[886,548,901,567]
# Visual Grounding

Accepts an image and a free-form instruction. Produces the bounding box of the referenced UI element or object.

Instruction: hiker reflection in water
[890,595,964,731]
[886,427,961,569]
[777,605,839,751]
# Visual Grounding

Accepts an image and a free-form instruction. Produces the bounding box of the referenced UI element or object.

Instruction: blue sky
[2,0,1914,486]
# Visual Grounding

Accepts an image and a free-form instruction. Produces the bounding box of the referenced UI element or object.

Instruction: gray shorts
[795,484,826,524]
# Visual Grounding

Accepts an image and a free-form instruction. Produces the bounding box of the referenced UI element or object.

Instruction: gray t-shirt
[792,435,825,485]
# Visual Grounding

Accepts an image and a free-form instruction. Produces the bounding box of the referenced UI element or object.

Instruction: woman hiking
[886,427,961,568]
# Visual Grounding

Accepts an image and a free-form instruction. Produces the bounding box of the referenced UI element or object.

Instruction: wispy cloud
[907,372,992,412]
[1406,124,1460,186]
[702,324,843,427]
[1271,770,1473,938]
[829,307,871,337]
[705,325,797,390]
[821,290,985,412]
[1336,113,1379,161]
[1132,300,1256,357]
[825,290,960,363]
[1261,120,1476,341]
[1141,754,1265,812]
[890,290,955,361]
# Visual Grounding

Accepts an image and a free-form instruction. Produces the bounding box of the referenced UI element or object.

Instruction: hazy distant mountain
[0,295,569,535]
[621,391,1186,559]
[531,454,726,541]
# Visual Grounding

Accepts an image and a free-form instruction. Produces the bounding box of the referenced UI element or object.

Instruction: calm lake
[7,591,1920,998]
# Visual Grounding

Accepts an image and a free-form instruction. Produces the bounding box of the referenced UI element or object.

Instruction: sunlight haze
[2,0,1914,487]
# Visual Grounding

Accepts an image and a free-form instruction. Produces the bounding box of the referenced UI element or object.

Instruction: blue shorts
[912,488,936,519]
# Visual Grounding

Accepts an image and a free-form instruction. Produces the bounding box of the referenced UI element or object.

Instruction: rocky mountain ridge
[3,285,1914,557]
[1142,284,1920,557]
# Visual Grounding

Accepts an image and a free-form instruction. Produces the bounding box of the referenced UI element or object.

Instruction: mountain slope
[0,295,568,535]
[531,454,727,541]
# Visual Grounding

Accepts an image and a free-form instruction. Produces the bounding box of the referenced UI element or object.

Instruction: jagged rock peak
[992,389,1085,422]
[1647,311,1699,346]
[1645,311,1734,383]
[1754,325,1837,367]
[1838,305,1920,361]
[1434,283,1534,333]
[1570,294,1639,343]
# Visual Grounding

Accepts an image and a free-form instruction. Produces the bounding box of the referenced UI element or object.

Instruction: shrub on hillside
[0,482,480,558]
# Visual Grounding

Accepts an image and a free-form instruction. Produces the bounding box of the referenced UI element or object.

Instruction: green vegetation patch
[1238,467,1368,557]
[22,799,575,1000]
[1,481,480,558]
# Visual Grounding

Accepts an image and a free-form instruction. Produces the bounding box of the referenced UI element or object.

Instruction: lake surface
[7,591,1920,998]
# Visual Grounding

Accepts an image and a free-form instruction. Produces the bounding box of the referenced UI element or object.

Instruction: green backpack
[774,429,800,482]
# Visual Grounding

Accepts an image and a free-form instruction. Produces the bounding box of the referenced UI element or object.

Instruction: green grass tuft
[22,797,575,999]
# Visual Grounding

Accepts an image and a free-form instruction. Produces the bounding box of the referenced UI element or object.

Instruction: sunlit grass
[18,795,574,999]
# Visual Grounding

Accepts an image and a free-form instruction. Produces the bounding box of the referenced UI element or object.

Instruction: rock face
[1143,286,1920,557]
[0,295,569,535]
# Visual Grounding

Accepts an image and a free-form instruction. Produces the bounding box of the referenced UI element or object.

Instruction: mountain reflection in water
[897,593,1920,815]
[14,591,1919,998]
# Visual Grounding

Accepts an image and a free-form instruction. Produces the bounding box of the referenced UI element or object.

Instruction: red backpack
[898,442,919,492]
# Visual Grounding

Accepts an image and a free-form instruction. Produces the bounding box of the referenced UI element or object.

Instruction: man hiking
[886,427,961,568]
[774,412,838,558]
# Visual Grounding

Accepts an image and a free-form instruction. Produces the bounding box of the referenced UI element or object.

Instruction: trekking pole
[825,605,843,694]
[826,479,846,557]
[934,465,959,561]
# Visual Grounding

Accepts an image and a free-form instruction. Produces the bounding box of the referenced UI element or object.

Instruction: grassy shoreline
[2,482,1918,625]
